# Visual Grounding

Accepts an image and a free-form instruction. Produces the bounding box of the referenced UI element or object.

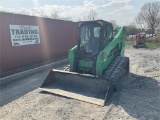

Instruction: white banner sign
[10,25,40,46]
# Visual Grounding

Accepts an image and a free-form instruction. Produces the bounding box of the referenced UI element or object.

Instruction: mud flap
[40,69,111,106]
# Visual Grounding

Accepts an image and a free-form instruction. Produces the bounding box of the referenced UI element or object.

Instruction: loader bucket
[40,69,112,106]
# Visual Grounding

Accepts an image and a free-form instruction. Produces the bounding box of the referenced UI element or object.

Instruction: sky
[0,0,160,26]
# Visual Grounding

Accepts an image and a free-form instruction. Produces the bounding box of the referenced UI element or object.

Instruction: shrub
[146,34,160,45]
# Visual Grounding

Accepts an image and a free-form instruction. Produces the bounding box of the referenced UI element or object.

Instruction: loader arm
[96,27,125,76]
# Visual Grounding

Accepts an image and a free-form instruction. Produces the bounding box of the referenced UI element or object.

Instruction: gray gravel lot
[0,46,160,120]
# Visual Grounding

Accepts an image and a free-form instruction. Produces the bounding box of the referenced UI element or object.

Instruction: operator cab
[77,20,113,59]
[79,23,100,57]
[140,33,146,40]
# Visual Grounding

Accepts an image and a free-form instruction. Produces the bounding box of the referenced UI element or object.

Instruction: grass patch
[125,40,135,45]
[145,42,160,49]
[125,40,160,49]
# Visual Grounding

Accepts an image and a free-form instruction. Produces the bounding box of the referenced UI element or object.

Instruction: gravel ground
[0,46,160,120]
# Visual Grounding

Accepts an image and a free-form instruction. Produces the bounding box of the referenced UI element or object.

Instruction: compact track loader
[40,20,129,106]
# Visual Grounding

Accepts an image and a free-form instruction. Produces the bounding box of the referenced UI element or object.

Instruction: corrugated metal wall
[0,12,77,72]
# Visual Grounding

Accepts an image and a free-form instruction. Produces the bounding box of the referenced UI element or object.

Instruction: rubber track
[103,56,129,91]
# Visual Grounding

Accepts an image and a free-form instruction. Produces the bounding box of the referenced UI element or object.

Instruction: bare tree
[136,13,145,31]
[40,9,49,18]
[51,11,59,19]
[83,15,88,21]
[157,24,160,33]
[87,9,98,21]
[110,20,119,29]
[136,2,160,36]
[125,22,141,40]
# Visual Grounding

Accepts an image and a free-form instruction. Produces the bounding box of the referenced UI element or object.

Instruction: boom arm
[96,27,125,76]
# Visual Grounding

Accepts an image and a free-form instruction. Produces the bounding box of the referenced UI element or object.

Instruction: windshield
[80,24,101,57]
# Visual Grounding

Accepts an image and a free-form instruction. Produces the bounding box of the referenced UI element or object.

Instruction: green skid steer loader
[40,20,129,106]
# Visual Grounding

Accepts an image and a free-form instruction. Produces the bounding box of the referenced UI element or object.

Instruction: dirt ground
[0,46,160,120]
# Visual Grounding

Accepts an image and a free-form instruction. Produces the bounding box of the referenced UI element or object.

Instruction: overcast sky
[0,0,159,26]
